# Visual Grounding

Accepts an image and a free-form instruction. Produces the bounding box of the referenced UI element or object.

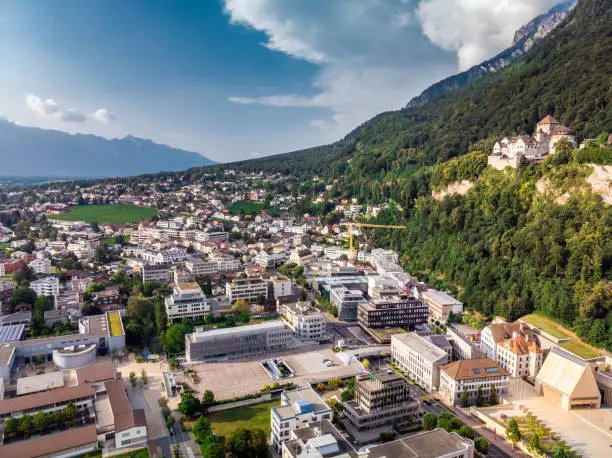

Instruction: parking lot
[188,345,363,400]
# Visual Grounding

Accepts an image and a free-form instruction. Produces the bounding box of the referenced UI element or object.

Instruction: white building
[254,251,286,268]
[271,387,332,452]
[211,253,241,272]
[165,282,211,322]
[226,276,268,303]
[28,257,52,275]
[391,332,449,391]
[30,276,60,301]
[142,263,172,283]
[329,286,366,321]
[281,302,327,342]
[480,322,542,377]
[422,289,463,324]
[185,259,217,277]
[446,326,485,361]
[439,358,509,406]
[272,276,292,299]
[143,249,190,264]
[289,248,314,266]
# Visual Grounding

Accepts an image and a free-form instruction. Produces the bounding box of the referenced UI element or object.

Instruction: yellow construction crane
[347,222,407,253]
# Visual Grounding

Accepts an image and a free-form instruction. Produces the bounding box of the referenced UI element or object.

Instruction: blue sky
[0,0,560,162]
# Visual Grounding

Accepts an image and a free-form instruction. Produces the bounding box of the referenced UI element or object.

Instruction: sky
[0,0,562,163]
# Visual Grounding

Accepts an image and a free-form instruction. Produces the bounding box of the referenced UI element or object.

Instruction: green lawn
[105,449,148,458]
[228,201,266,216]
[50,204,157,224]
[0,242,9,250]
[560,340,599,359]
[521,313,572,339]
[207,400,279,436]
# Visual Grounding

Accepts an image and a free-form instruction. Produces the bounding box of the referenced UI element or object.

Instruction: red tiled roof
[0,425,98,458]
[441,358,509,381]
[0,384,95,416]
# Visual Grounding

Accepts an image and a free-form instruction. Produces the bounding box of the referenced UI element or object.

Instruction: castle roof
[538,115,559,125]
[551,125,576,136]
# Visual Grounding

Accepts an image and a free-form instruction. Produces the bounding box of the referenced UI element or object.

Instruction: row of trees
[4,403,78,439]
[421,412,488,455]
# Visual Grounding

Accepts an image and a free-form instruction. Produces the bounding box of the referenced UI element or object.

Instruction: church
[488,115,577,170]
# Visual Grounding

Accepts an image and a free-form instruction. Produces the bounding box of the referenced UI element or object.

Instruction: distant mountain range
[0,120,215,178]
[406,0,577,109]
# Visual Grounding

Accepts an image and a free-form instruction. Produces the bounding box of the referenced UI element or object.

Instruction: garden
[498,414,578,457]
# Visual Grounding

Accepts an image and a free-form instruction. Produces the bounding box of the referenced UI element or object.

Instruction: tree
[553,448,571,458]
[437,413,455,432]
[11,286,37,305]
[422,413,437,431]
[165,322,193,354]
[327,399,343,416]
[316,382,326,391]
[4,416,17,435]
[18,414,33,433]
[474,437,489,455]
[192,417,213,444]
[462,387,469,407]
[233,299,250,315]
[141,368,148,385]
[178,393,201,418]
[362,359,370,369]
[450,417,463,431]
[32,411,48,431]
[457,425,475,439]
[202,389,215,409]
[328,377,342,389]
[13,265,34,284]
[227,427,267,458]
[49,409,64,426]
[201,441,226,458]
[490,385,497,404]
[476,386,484,407]
[528,433,542,457]
[91,221,100,233]
[129,371,137,387]
[63,403,77,424]
[505,417,522,448]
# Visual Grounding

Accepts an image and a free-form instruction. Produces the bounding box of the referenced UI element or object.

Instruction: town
[0,170,610,458]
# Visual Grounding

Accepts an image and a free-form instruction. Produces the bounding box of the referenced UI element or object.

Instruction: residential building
[28,257,52,274]
[186,320,292,362]
[391,332,449,391]
[329,286,367,321]
[226,275,268,303]
[343,371,420,430]
[165,282,211,322]
[211,253,241,272]
[535,347,601,410]
[272,276,293,299]
[30,276,60,300]
[289,248,314,266]
[281,302,327,342]
[254,250,286,268]
[92,285,121,311]
[185,258,217,277]
[422,289,463,324]
[141,263,172,284]
[439,358,509,406]
[271,387,332,451]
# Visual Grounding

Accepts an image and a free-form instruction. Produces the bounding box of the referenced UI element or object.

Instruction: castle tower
[536,115,560,135]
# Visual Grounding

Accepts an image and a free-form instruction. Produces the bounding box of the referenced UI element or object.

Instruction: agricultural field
[51,204,157,224]
[207,400,279,436]
[228,201,266,216]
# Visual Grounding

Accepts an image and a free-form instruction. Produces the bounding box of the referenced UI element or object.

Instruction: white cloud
[417,0,560,70]
[224,0,562,139]
[25,93,116,124]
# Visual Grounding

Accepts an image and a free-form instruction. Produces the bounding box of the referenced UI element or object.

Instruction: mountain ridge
[0,119,215,178]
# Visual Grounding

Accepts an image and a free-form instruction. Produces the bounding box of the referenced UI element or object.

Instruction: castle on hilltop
[488,115,577,170]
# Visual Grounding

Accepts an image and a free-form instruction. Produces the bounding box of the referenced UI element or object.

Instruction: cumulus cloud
[418,0,560,70]
[25,94,116,124]
[224,0,561,138]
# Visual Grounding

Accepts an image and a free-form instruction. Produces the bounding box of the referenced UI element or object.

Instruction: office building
[422,289,463,324]
[446,326,485,361]
[186,320,292,362]
[165,282,211,322]
[357,294,428,342]
[439,358,509,406]
[185,259,217,277]
[343,371,420,430]
[391,332,449,391]
[142,263,172,284]
[271,387,332,451]
[281,302,327,342]
[329,286,367,321]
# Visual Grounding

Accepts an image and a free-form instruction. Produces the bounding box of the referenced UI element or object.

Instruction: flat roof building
[391,332,449,391]
[165,282,210,322]
[358,295,428,343]
[422,289,463,324]
[16,371,65,396]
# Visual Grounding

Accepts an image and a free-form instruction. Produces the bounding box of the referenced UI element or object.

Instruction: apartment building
[272,276,293,299]
[165,282,211,322]
[422,289,463,324]
[329,286,367,321]
[357,294,428,336]
[186,320,292,362]
[281,302,327,342]
[271,387,332,452]
[30,276,60,300]
[142,263,172,284]
[343,371,421,430]
[28,257,52,274]
[439,358,509,406]
[185,259,217,277]
[391,332,449,391]
[210,253,241,273]
[226,276,268,303]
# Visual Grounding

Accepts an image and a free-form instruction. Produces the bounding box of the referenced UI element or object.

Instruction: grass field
[0,242,9,250]
[521,313,572,339]
[228,201,266,216]
[207,400,279,436]
[51,204,157,224]
[560,340,599,359]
